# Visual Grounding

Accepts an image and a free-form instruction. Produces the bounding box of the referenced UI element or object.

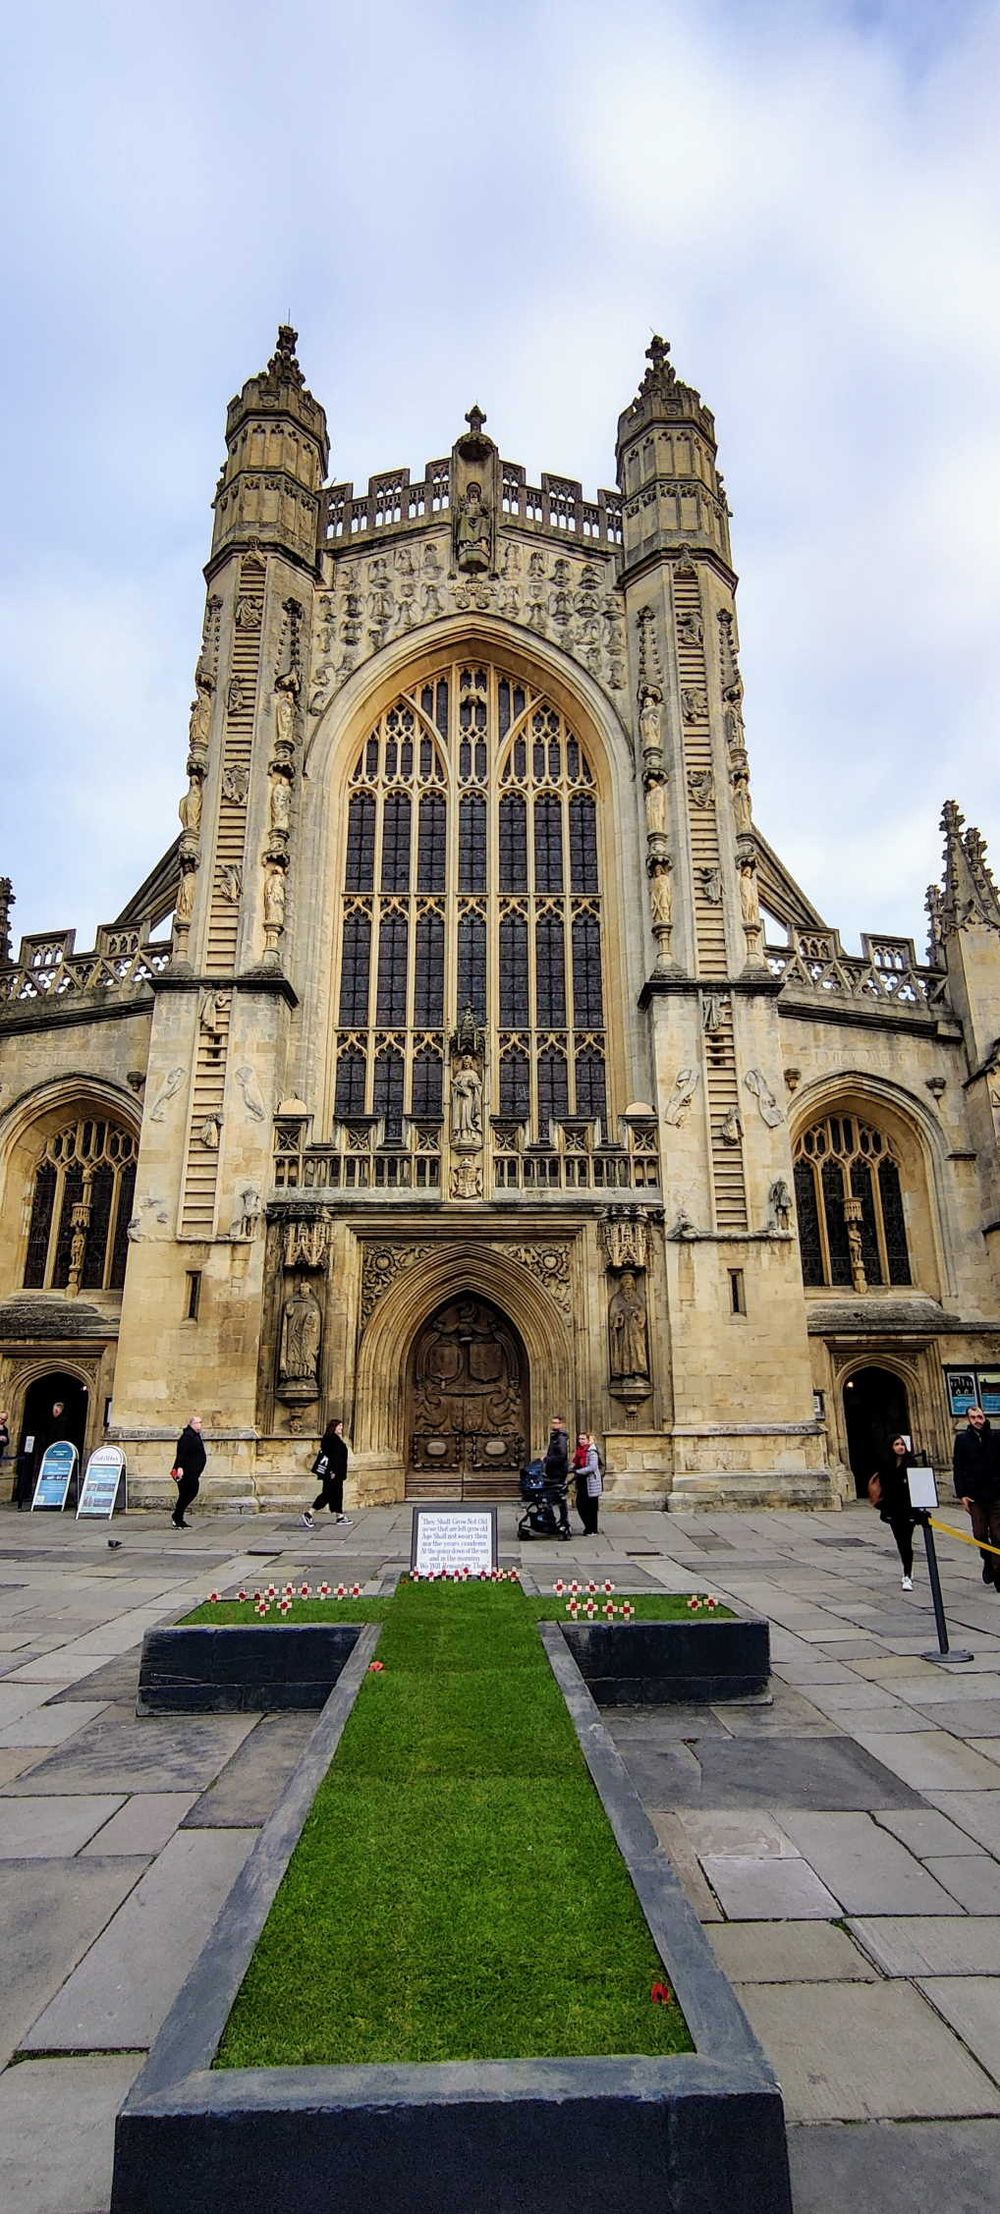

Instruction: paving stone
[708,1919,878,1981]
[49,1652,142,1703]
[875,1807,987,1857]
[619,1732,923,1812]
[0,1681,79,1723]
[0,1748,51,1787]
[0,1708,257,1795]
[0,1700,108,1748]
[0,1857,146,2067]
[916,1978,1000,2084]
[851,1731,1000,1793]
[675,1810,799,1859]
[913,1702,1000,1736]
[707,1689,841,1736]
[0,2051,143,2214]
[969,1740,1000,1768]
[849,1916,1000,1976]
[738,1978,1000,2121]
[699,1853,840,1918]
[776,1811,960,1915]
[181,1711,315,1827]
[80,1790,199,1855]
[924,1858,1000,1913]
[0,1794,125,1859]
[927,1793,1000,1853]
[786,2118,1000,2214]
[648,1811,722,1923]
[21,1826,257,2051]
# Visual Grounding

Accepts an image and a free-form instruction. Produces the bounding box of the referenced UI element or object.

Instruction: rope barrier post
[916,1511,973,1665]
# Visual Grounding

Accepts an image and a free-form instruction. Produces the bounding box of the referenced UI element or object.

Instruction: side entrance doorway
[406,1296,528,1500]
[15,1372,90,1506]
[843,1365,911,1499]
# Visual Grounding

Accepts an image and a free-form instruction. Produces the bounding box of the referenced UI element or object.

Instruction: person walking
[170,1414,206,1530]
[301,1419,351,1529]
[573,1431,603,1534]
[585,1431,604,1534]
[571,1432,591,1530]
[0,1409,9,1506]
[543,1416,571,1538]
[868,1434,917,1590]
[953,1404,1000,1591]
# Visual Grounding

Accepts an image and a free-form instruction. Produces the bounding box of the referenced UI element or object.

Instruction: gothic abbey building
[2,327,999,1512]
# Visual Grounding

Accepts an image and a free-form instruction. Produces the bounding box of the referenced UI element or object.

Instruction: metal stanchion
[904,1464,973,1664]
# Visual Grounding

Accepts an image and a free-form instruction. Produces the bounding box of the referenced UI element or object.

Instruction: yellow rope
[928,1516,1000,1561]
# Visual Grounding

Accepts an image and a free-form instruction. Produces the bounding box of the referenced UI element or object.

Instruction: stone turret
[932,801,1000,1076]
[209,325,329,576]
[615,336,732,577]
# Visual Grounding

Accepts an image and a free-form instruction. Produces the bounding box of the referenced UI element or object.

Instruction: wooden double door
[406,1296,528,1500]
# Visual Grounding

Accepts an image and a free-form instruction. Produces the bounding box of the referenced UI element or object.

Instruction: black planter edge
[136,1622,364,1714]
[112,1622,792,2214]
[558,1613,771,1705]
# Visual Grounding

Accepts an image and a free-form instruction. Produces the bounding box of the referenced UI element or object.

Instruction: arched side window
[333,662,609,1137]
[22,1116,138,1294]
[793,1112,912,1291]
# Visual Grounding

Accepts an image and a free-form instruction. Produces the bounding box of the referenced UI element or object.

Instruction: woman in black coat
[869,1435,916,1589]
[301,1419,351,1528]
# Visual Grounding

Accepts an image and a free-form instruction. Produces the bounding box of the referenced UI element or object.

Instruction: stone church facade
[2,326,999,1513]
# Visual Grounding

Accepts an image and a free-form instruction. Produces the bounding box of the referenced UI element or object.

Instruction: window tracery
[333,660,608,1138]
[22,1115,137,1294]
[793,1112,912,1291]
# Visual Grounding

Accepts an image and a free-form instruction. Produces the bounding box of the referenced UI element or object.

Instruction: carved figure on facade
[638,689,664,777]
[226,677,244,716]
[729,747,753,836]
[198,990,229,1039]
[188,672,214,762]
[676,608,703,648]
[262,863,287,944]
[178,776,203,844]
[667,1206,699,1240]
[599,1208,649,1274]
[450,1057,483,1148]
[719,1108,743,1146]
[236,1065,267,1122]
[608,1270,650,1383]
[174,859,197,928]
[682,688,708,724]
[450,1156,483,1199]
[279,1280,322,1392]
[768,1178,793,1233]
[738,851,765,962]
[664,1067,701,1126]
[701,991,728,1034]
[268,769,293,838]
[360,1241,437,1329]
[644,776,669,837]
[454,479,493,574]
[197,1115,222,1150]
[231,1185,264,1240]
[688,769,714,809]
[744,1068,783,1127]
[222,764,249,806]
[274,668,300,755]
[699,865,723,904]
[149,1067,185,1122]
[219,863,243,905]
[283,1218,330,1272]
[235,593,262,630]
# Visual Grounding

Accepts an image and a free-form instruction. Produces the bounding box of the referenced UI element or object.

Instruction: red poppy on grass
[369,1660,385,1673]
[651,1981,673,2006]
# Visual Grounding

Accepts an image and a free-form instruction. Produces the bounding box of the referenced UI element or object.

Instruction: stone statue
[639,691,663,763]
[279,1281,322,1383]
[455,480,492,574]
[700,866,723,904]
[644,777,669,836]
[269,773,292,835]
[231,1186,263,1239]
[608,1270,649,1382]
[263,866,287,929]
[701,991,727,1034]
[719,1107,743,1146]
[220,863,242,904]
[274,671,299,751]
[188,675,213,758]
[730,750,753,836]
[739,855,762,930]
[648,862,673,928]
[178,778,203,838]
[223,764,249,806]
[744,1068,783,1127]
[688,769,714,808]
[174,864,197,925]
[450,1057,483,1146]
[664,1067,700,1126]
[769,1178,792,1232]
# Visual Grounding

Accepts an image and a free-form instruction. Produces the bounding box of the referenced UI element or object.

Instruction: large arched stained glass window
[22,1116,138,1293]
[332,661,609,1138]
[793,1112,912,1291]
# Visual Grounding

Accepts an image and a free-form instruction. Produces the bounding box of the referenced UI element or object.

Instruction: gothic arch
[352,1242,574,1465]
[0,1078,142,1303]
[788,1070,953,1302]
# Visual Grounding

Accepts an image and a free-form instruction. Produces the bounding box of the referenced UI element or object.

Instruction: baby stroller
[518,1458,571,1541]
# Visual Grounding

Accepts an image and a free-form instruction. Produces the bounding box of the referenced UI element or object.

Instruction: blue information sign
[31,1440,78,1511]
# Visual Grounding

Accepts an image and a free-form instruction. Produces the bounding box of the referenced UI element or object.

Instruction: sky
[2,0,1000,957]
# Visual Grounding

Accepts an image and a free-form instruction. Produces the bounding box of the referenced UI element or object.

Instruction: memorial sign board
[411,1503,498,1577]
[907,1466,938,1512]
[31,1440,78,1511]
[77,1445,127,1520]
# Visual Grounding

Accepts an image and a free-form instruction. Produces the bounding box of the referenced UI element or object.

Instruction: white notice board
[410,1504,498,1576]
[77,1446,127,1520]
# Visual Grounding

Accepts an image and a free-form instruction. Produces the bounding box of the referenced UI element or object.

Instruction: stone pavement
[2,1498,1000,2211]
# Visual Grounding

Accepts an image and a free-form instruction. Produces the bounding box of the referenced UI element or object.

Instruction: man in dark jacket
[171,1415,207,1530]
[543,1417,571,1537]
[953,1405,1000,1589]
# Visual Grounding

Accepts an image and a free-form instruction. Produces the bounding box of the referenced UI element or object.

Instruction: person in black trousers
[869,1435,917,1590]
[171,1414,206,1529]
[954,1404,1000,1590]
[543,1417,571,1538]
[301,1419,351,1528]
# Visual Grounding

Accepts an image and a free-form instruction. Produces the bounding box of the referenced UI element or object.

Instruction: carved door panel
[407,1297,527,1498]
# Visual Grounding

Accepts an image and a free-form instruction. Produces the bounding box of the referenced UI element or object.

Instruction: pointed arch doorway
[406,1295,528,1500]
[843,1366,911,1499]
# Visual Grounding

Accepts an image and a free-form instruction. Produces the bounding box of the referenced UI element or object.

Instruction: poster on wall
[977,1374,1000,1419]
[31,1441,78,1511]
[76,1446,127,1520]
[945,1371,979,1418]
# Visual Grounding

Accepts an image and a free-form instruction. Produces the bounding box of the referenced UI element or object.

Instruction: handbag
[311,1452,329,1478]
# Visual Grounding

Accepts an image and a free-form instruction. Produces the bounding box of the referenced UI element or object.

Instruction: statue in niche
[450,1056,483,1146]
[269,772,292,836]
[454,480,493,574]
[279,1280,322,1385]
[739,854,761,928]
[220,863,242,904]
[236,1065,267,1122]
[648,862,673,928]
[664,1067,700,1126]
[644,776,669,836]
[730,750,753,835]
[639,690,664,766]
[677,608,703,648]
[608,1270,650,1383]
[700,865,723,904]
[188,674,213,758]
[263,865,287,930]
[769,1178,792,1232]
[174,863,197,925]
[688,769,714,808]
[274,670,299,751]
[178,777,203,839]
[226,677,244,716]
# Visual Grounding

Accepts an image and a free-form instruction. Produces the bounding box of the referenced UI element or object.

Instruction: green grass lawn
[214,1577,694,2068]
[185,1587,730,1627]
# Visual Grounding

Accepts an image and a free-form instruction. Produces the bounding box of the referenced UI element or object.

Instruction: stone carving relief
[738,850,765,964]
[598,1208,649,1274]
[682,687,708,724]
[283,1217,330,1272]
[768,1178,792,1233]
[360,1242,437,1330]
[188,671,214,764]
[718,1108,743,1146]
[223,763,249,806]
[608,1270,650,1385]
[450,1157,483,1199]
[450,1059,483,1148]
[688,769,714,809]
[278,1279,322,1403]
[744,1068,783,1127]
[219,863,243,904]
[701,991,729,1035]
[197,1115,222,1150]
[230,1185,264,1240]
[663,1067,701,1126]
[149,1067,185,1122]
[236,1065,267,1122]
[454,479,493,574]
[699,865,723,904]
[501,1242,572,1312]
